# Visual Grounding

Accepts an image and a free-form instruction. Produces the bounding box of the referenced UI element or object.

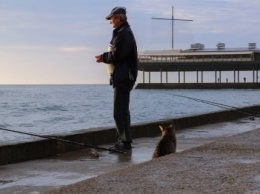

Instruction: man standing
[95,7,138,151]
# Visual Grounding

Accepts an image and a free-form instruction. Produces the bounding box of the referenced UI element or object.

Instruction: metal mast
[152,6,193,49]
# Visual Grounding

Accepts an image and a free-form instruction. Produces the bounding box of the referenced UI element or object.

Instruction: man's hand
[95,55,103,63]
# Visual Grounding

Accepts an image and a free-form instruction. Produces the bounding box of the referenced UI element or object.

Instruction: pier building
[136,43,260,89]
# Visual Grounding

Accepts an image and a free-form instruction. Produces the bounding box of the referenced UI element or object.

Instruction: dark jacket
[102,22,138,88]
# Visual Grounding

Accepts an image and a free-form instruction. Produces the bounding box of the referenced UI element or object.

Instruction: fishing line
[153,91,260,119]
[0,127,125,154]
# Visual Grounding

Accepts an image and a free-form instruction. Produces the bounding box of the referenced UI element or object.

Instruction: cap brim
[105,14,113,20]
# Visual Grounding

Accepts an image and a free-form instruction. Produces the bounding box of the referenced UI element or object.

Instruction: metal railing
[138,57,253,63]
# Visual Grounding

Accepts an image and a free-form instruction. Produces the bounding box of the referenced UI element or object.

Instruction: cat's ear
[159,125,164,132]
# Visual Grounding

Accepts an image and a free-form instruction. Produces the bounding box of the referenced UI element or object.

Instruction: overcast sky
[1,0,260,84]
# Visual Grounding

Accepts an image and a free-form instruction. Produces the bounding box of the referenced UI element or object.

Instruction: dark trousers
[113,85,133,144]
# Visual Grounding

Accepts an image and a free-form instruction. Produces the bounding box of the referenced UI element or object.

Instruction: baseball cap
[106,7,126,20]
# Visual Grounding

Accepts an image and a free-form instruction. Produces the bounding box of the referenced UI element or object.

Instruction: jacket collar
[113,22,129,34]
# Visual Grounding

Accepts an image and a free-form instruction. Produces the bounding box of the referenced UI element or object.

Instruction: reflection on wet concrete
[0,180,13,185]
[234,159,260,164]
[0,171,91,189]
[1,117,260,193]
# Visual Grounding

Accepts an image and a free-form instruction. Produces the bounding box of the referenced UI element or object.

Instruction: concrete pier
[0,116,260,193]
[50,126,260,194]
[138,47,260,89]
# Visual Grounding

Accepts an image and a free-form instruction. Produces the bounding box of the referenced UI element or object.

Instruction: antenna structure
[152,6,193,49]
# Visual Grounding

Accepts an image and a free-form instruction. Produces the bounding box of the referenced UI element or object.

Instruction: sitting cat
[152,125,176,159]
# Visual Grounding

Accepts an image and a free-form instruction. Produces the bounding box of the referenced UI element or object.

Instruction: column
[234,70,236,83]
[178,70,180,83]
[196,69,199,83]
[183,71,186,83]
[253,69,255,83]
[215,69,217,83]
[160,69,162,83]
[143,70,145,83]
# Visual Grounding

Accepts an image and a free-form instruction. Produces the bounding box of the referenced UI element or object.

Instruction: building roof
[184,47,260,53]
[139,47,260,57]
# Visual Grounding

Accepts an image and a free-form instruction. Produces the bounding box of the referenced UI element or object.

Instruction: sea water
[0,84,260,143]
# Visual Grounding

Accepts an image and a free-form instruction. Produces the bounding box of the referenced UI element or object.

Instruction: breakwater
[1,105,259,165]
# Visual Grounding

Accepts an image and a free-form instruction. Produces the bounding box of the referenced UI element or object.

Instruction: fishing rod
[159,92,260,119]
[0,127,126,154]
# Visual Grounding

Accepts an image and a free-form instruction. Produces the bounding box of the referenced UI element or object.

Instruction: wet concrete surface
[0,117,260,194]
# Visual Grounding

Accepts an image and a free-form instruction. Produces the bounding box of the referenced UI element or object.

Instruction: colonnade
[142,69,259,84]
